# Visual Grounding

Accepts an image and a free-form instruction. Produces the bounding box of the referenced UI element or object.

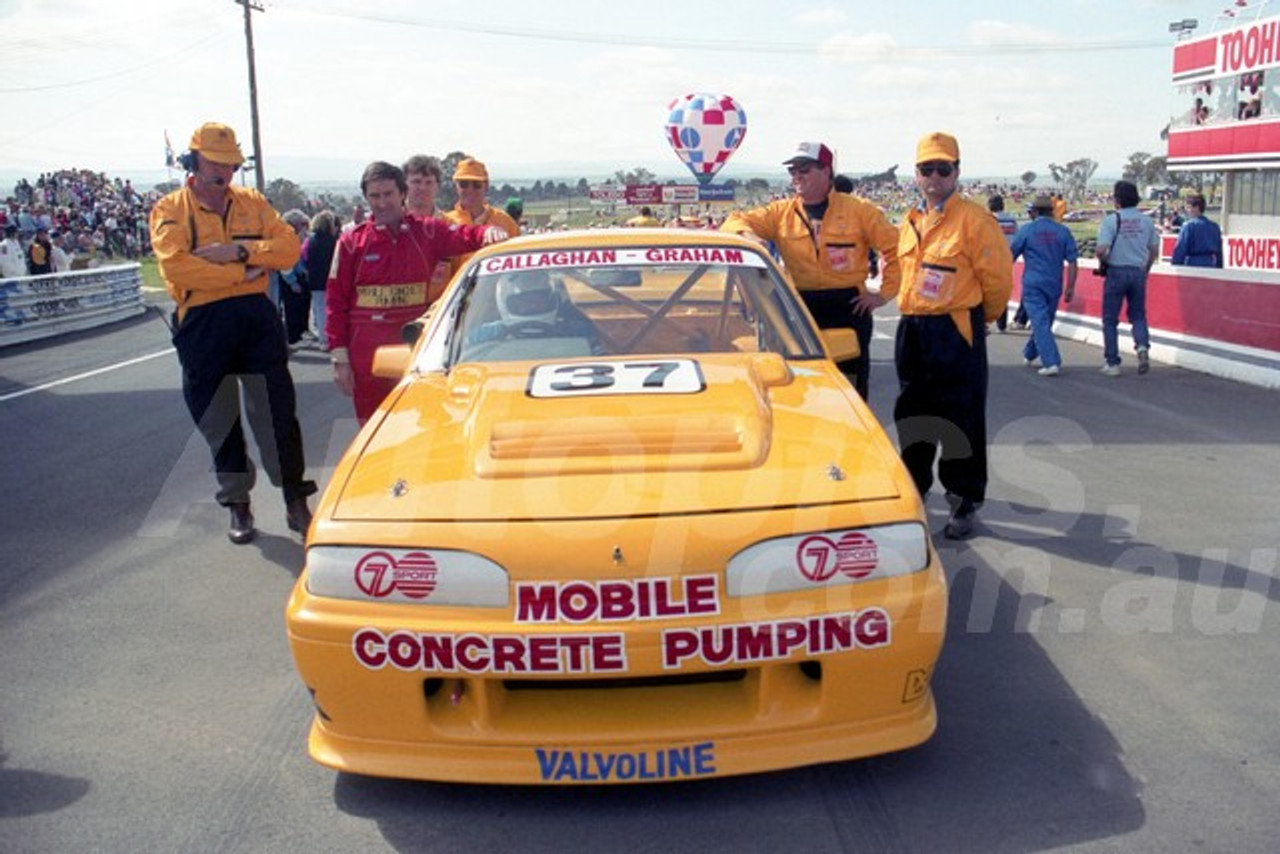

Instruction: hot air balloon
[664,93,747,186]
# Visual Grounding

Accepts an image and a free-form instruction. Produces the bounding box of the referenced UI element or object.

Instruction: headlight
[305,546,509,607]
[725,522,929,597]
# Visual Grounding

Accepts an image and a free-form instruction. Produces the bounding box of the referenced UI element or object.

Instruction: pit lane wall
[0,264,145,347]
[1011,260,1280,389]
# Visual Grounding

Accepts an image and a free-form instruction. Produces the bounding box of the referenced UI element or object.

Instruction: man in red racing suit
[326,160,508,421]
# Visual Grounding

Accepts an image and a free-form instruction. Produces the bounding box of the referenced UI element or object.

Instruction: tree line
[176,150,1217,217]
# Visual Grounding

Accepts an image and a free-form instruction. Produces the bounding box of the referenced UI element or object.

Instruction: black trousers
[800,287,874,399]
[893,307,989,504]
[172,295,316,506]
[280,282,312,344]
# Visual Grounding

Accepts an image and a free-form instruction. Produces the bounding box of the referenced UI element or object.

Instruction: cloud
[857,62,934,90]
[817,32,899,64]
[795,7,847,27]
[967,19,1063,47]
[0,1,1187,179]
[578,45,677,76]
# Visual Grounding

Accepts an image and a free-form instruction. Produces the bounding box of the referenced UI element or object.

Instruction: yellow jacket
[897,194,1013,344]
[150,183,300,320]
[442,204,520,276]
[721,192,900,295]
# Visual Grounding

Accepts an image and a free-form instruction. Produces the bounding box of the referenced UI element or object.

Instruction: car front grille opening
[503,669,747,692]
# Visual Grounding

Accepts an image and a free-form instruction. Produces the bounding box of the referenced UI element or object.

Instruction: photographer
[1096,180,1158,377]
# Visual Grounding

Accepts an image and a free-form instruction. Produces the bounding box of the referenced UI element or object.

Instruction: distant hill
[0,158,1120,197]
[0,156,789,193]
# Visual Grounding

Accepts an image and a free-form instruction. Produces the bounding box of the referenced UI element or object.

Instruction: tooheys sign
[1172,14,1280,79]
[1225,235,1280,272]
[1217,16,1280,74]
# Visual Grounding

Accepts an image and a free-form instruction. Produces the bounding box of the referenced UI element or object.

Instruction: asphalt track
[2,298,1278,853]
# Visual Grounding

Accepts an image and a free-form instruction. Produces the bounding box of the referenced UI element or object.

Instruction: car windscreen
[447,246,825,364]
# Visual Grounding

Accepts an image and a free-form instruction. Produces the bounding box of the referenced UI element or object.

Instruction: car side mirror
[372,344,412,379]
[401,319,425,344]
[821,328,861,362]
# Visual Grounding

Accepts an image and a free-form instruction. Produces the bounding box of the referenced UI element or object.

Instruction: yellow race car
[286,228,946,784]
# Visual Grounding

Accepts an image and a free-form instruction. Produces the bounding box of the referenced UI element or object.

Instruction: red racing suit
[326,214,490,420]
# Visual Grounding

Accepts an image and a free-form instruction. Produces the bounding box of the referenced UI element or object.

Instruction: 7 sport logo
[795,533,878,582]
[354,551,439,600]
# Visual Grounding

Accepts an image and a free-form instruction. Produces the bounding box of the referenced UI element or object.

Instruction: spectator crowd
[1,169,160,275]
[0,164,1181,289]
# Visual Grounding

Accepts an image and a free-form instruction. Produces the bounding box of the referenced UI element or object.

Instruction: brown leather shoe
[285,498,312,536]
[228,502,256,545]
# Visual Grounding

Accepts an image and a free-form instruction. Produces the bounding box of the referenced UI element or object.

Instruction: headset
[178,150,250,174]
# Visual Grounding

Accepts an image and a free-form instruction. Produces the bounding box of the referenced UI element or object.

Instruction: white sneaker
[1023,358,1038,367]
[1100,364,1121,377]
[1038,365,1061,377]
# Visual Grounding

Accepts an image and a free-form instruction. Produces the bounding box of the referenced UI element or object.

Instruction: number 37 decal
[528,359,705,398]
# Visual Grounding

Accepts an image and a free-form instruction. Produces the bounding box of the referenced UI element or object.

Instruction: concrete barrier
[0,264,146,347]
[1010,259,1280,389]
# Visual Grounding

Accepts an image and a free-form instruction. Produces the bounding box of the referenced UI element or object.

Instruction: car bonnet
[329,354,903,522]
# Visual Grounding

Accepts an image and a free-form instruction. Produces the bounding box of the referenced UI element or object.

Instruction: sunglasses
[456,180,485,189]
[917,163,954,177]
[787,164,818,177]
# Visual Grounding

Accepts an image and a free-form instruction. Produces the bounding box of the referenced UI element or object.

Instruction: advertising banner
[589,185,625,203]
[624,185,664,205]
[661,185,700,204]
[698,185,736,202]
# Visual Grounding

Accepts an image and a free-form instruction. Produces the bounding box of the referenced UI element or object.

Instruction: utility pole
[237,0,266,193]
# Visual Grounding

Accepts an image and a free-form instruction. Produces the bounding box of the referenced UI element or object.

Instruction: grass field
[134,195,1111,283]
[138,256,165,292]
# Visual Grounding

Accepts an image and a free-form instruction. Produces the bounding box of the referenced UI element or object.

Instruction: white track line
[0,348,174,403]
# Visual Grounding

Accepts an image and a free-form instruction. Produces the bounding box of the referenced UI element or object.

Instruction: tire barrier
[0,264,146,347]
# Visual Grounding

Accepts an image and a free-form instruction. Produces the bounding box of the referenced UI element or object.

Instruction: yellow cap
[453,158,489,183]
[915,131,959,164]
[189,122,245,166]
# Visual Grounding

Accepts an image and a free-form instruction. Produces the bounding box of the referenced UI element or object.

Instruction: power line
[281,4,1169,56]
[0,32,227,93]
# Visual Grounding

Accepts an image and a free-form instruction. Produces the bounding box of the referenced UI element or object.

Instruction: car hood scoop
[478,363,773,477]
[334,354,901,522]
[488,412,750,463]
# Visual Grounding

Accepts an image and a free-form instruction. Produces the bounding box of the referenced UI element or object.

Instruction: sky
[0,0,1256,185]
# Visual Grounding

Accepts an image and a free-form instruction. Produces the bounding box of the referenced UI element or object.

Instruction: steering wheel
[506,321,557,339]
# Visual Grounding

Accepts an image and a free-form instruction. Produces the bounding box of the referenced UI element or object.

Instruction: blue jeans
[309,290,328,349]
[1021,285,1062,368]
[1101,266,1150,367]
